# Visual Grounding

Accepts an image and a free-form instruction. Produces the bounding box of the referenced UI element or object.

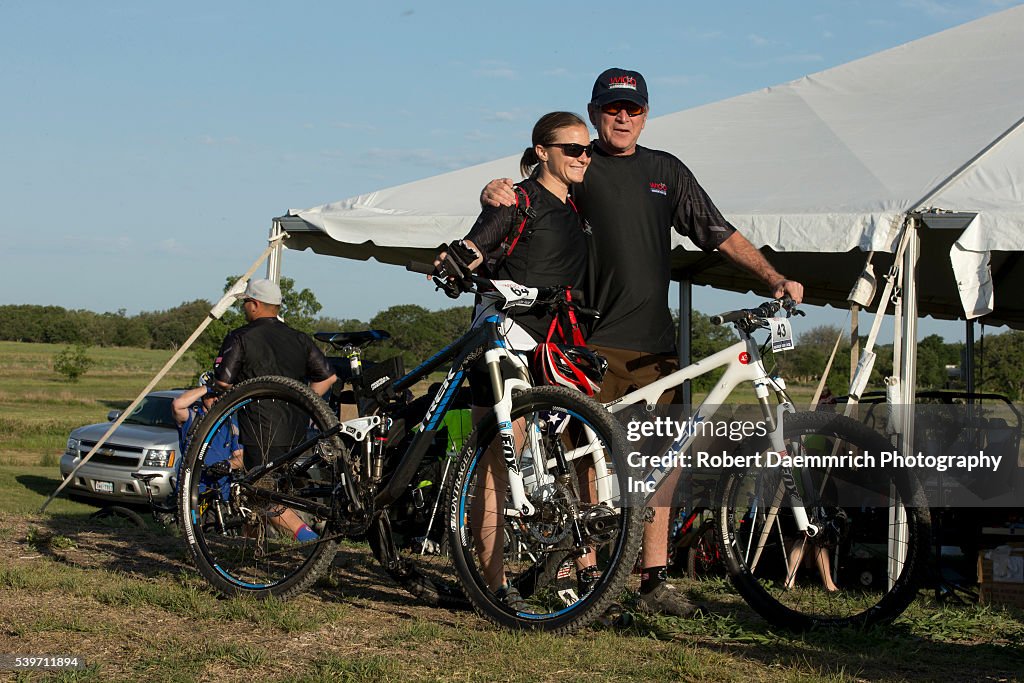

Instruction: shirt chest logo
[649,182,668,196]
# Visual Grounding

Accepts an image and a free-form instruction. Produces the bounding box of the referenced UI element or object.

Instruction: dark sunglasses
[546,142,593,158]
[600,101,645,117]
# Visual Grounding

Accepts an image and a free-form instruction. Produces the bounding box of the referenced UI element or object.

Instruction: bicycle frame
[589,326,815,535]
[236,300,540,523]
[370,311,534,515]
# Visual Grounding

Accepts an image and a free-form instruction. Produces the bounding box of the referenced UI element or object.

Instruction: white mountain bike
[600,299,930,630]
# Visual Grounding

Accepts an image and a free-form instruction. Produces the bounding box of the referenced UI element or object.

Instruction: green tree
[916,334,962,389]
[369,304,451,368]
[54,344,94,382]
[686,310,739,392]
[977,330,1024,399]
[143,299,211,349]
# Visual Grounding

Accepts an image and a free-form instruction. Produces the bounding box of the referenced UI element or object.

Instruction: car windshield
[122,396,178,429]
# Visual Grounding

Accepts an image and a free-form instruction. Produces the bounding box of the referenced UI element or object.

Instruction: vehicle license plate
[94,481,114,494]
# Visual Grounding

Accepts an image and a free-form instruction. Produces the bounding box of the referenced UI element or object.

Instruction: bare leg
[785,538,806,589]
[786,538,839,591]
[813,545,839,592]
[642,465,682,567]
[470,405,510,590]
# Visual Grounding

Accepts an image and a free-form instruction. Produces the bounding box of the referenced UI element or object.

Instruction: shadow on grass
[18,473,76,500]
[623,585,1024,682]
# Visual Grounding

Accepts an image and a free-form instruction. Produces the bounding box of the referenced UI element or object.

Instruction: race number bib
[491,280,539,310]
[770,318,795,352]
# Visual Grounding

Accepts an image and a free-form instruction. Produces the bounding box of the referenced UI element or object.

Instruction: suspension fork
[756,378,816,538]
[482,319,535,517]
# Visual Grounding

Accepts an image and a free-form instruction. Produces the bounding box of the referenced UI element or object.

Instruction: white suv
[59,390,185,504]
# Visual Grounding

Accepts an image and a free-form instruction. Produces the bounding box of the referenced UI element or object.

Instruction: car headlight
[66,438,80,455]
[142,449,176,468]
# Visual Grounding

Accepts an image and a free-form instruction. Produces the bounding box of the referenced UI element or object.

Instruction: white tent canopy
[278,5,1024,328]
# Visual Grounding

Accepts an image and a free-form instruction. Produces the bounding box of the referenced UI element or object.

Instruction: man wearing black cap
[482,68,803,617]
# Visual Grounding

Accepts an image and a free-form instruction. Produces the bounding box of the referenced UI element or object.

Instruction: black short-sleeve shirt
[214,317,335,386]
[575,145,736,353]
[214,317,335,448]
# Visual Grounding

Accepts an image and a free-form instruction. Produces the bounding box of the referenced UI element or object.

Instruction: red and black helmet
[532,344,607,396]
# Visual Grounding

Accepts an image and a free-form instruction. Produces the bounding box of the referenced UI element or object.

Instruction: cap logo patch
[607,75,637,90]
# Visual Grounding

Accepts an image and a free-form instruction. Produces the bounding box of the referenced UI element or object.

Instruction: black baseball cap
[590,68,648,108]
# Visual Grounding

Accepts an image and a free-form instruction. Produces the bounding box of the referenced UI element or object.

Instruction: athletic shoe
[495,584,529,612]
[636,582,700,618]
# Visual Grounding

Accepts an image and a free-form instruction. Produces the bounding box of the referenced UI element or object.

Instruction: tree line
[5,284,1023,398]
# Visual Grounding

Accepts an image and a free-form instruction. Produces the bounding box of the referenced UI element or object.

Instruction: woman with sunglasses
[444,110,593,341]
[434,111,598,610]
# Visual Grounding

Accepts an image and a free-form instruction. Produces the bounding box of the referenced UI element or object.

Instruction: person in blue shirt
[171,376,243,502]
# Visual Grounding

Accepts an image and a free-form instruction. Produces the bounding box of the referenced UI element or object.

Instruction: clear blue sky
[2,0,1019,343]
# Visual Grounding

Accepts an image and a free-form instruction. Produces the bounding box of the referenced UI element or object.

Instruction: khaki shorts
[590,344,683,405]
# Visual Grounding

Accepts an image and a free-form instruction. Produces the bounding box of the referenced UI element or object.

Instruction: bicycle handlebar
[406,261,600,319]
[710,298,802,327]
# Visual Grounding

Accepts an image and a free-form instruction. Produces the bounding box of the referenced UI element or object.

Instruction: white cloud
[681,28,723,41]
[155,239,187,256]
[654,74,697,87]
[898,0,960,17]
[748,33,772,47]
[484,110,521,122]
[475,60,518,80]
[475,67,518,79]
[199,135,240,146]
[329,121,377,131]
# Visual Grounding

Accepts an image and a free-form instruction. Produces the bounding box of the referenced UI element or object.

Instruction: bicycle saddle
[314,329,391,349]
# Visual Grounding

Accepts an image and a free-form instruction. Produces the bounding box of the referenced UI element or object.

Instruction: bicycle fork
[483,345,536,518]
[747,382,818,571]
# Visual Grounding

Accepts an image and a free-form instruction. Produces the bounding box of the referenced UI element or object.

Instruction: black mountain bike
[177,266,642,633]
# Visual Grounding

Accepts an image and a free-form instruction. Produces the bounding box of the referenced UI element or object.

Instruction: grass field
[0,341,196,466]
[1,341,1022,682]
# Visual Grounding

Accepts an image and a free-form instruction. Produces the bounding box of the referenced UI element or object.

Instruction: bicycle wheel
[718,411,930,630]
[447,385,642,633]
[178,376,342,599]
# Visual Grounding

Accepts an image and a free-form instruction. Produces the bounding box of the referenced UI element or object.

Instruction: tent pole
[899,220,920,459]
[850,304,860,386]
[964,319,975,396]
[267,220,285,282]
[678,280,692,407]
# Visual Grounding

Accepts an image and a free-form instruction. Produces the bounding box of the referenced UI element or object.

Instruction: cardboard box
[977,543,1024,608]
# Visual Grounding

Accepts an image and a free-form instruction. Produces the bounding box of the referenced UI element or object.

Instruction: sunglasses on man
[600,101,645,117]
